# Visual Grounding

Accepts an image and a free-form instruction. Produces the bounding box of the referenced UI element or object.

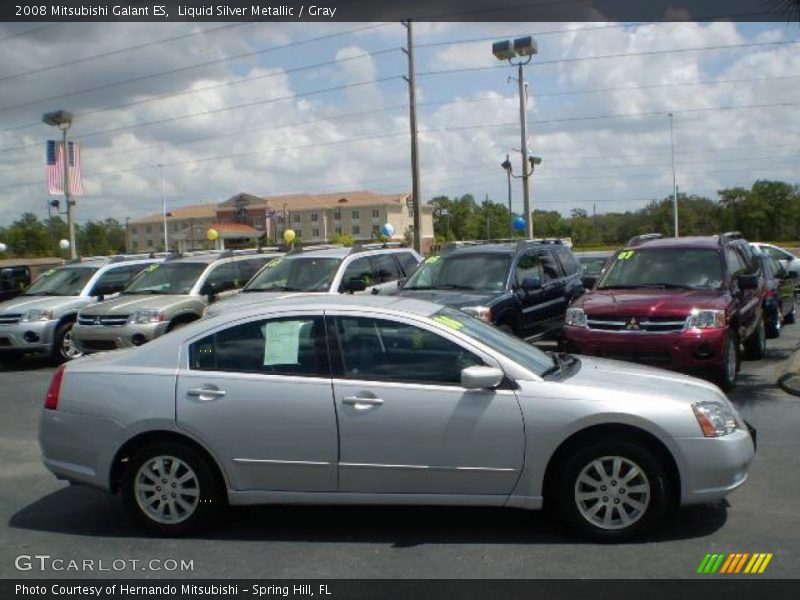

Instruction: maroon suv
[563,232,766,389]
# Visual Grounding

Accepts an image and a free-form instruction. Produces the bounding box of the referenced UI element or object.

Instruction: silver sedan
[39,295,755,541]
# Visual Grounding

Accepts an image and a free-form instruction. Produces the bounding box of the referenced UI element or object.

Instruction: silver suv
[206,244,422,317]
[72,250,277,353]
[0,256,158,363]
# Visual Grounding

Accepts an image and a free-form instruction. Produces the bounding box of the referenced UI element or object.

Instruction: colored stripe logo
[697,553,773,574]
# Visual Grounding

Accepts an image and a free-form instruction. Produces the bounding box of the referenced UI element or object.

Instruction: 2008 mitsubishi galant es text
[39,295,755,541]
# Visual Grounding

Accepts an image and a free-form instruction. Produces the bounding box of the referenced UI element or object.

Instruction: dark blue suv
[397,239,584,339]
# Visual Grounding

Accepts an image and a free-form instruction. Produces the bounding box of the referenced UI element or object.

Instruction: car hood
[573,288,729,317]
[563,355,728,405]
[398,289,502,309]
[0,294,89,315]
[81,294,198,315]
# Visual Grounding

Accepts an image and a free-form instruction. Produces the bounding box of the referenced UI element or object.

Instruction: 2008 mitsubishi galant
[39,295,755,541]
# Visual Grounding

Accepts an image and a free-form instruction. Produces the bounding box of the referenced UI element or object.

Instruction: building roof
[131,203,216,224]
[218,190,412,211]
[208,223,262,238]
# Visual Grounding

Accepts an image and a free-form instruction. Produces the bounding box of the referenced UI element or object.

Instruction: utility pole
[125,217,130,254]
[485,193,490,240]
[669,112,678,238]
[402,20,422,254]
[518,71,533,239]
[159,164,168,251]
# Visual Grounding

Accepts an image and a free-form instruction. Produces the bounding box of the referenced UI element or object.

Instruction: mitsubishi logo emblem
[626,317,640,330]
[94,317,101,325]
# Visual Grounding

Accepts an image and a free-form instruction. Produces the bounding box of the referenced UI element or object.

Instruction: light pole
[502,155,541,238]
[668,112,679,238]
[125,217,130,254]
[42,110,76,259]
[493,36,537,238]
[158,164,168,251]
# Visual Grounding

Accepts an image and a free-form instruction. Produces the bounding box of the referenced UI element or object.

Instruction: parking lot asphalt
[1,331,799,580]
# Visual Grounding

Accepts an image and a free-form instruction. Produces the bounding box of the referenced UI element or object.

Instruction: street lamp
[668,113,679,238]
[502,154,542,238]
[42,110,76,259]
[158,164,168,251]
[493,36,537,238]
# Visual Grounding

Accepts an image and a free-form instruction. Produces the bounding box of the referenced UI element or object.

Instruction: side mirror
[341,278,367,293]
[461,365,505,390]
[737,273,759,290]
[522,276,542,291]
[93,284,118,300]
[581,276,598,289]
[396,277,407,289]
[787,271,799,280]
[202,281,220,299]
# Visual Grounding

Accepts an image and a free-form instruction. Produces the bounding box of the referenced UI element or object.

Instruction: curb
[777,346,800,397]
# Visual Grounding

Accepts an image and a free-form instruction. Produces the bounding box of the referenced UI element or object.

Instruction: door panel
[176,315,338,492]
[328,315,525,495]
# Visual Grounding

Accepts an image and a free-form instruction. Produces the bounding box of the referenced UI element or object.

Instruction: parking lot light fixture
[42,110,76,259]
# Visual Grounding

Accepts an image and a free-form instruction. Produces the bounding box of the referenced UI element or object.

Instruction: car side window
[91,263,150,295]
[734,245,758,275]
[370,254,402,284]
[554,247,580,276]
[329,316,484,386]
[189,316,329,377]
[339,256,374,292]
[765,246,791,261]
[396,252,420,276]
[725,247,746,278]
[237,257,270,286]
[537,249,561,283]
[515,252,542,287]
[204,262,239,292]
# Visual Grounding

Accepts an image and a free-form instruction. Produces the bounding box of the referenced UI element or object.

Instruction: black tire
[554,440,670,542]
[122,441,225,536]
[784,300,796,325]
[765,305,781,339]
[743,317,767,360]
[0,352,24,365]
[716,332,739,391]
[51,321,81,364]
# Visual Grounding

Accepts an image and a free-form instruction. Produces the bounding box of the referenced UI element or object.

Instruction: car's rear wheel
[554,440,670,542]
[743,317,767,360]
[716,332,739,391]
[766,305,781,339]
[122,442,224,536]
[784,300,796,325]
[51,321,82,364]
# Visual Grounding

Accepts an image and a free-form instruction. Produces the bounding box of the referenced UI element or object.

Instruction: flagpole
[62,128,76,260]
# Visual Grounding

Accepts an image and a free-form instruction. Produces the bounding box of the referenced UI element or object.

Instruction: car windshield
[124,262,206,295]
[598,248,723,290]
[432,307,555,376]
[578,256,609,278]
[243,257,341,292]
[23,266,97,296]
[404,253,511,291]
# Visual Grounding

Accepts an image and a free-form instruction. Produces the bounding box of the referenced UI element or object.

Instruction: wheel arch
[166,312,201,332]
[541,423,682,508]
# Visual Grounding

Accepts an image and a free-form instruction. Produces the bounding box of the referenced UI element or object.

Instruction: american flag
[46,140,84,196]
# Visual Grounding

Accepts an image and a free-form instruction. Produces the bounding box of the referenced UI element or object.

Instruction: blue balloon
[512,217,526,231]
[381,223,395,237]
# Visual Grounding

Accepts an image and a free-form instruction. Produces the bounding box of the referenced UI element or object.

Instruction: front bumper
[0,319,59,355]
[563,326,727,372]
[678,427,755,505]
[72,321,169,352]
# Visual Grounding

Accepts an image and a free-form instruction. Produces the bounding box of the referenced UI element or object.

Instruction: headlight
[684,309,726,329]
[460,305,492,322]
[565,307,587,327]
[692,401,740,437]
[21,309,54,322]
[127,309,163,324]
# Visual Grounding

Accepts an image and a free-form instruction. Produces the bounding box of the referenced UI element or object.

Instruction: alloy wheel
[725,336,737,384]
[61,328,82,360]
[574,456,651,530]
[134,455,200,525]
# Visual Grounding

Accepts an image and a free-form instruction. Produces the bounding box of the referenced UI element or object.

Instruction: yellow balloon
[283,229,296,243]
[206,228,219,241]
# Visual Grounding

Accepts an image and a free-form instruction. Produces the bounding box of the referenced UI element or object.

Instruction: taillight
[44,365,66,410]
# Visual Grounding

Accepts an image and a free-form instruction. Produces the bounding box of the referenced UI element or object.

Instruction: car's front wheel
[784,300,796,325]
[52,321,82,364]
[555,440,670,542]
[743,317,767,360]
[122,441,224,536]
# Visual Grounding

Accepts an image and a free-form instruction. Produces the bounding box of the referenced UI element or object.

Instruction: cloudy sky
[0,19,798,226]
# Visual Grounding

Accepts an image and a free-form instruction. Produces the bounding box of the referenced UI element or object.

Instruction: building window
[182,222,189,229]
[312,228,320,238]
[296,229,302,238]
[352,225,361,235]
[352,210,360,220]
[147,239,153,248]
[372,225,380,237]
[292,213,300,223]
[146,224,152,234]
[335,226,342,235]
[311,212,319,222]
[131,240,138,250]
[131,226,138,235]
[372,209,380,218]
[333,209,341,221]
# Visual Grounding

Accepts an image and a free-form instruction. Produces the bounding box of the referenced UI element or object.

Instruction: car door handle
[187,387,227,401]
[342,395,384,408]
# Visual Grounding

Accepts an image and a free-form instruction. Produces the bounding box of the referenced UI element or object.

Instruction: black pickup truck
[397,239,585,339]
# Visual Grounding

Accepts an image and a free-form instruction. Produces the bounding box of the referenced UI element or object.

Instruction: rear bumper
[0,320,58,355]
[678,428,755,504]
[73,321,168,352]
[563,326,727,372]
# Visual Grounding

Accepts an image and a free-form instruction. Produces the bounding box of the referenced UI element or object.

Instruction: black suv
[397,239,584,339]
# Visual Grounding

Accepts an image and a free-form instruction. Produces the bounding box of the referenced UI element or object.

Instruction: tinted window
[190,316,329,377]
[204,262,239,292]
[600,248,723,290]
[125,262,206,295]
[554,247,580,275]
[764,246,792,261]
[515,252,542,286]
[537,249,561,283]
[578,256,609,278]
[330,316,483,386]
[396,252,420,276]
[237,257,271,284]
[244,257,341,293]
[403,253,511,291]
[92,263,151,295]
[23,266,98,296]
[370,254,401,284]
[339,257,375,291]
[725,247,746,277]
